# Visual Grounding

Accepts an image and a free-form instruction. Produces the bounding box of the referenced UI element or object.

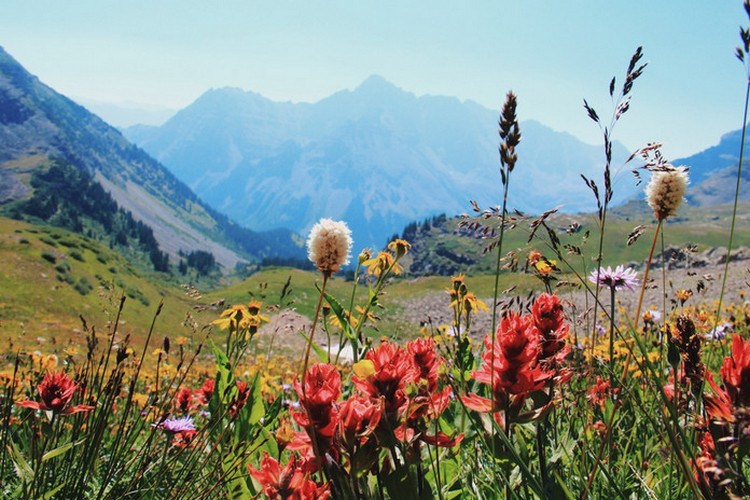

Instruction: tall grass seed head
[645,165,689,220]
[307,218,352,275]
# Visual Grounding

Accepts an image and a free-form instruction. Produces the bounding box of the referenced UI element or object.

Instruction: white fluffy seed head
[306,219,352,276]
[645,166,689,221]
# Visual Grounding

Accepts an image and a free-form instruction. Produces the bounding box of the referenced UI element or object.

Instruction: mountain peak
[353,75,407,97]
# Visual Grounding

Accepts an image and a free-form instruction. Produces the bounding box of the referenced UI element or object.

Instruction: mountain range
[123,76,640,249]
[0,46,304,270]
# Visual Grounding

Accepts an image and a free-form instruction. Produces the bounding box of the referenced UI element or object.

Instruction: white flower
[306,218,352,276]
[645,165,689,220]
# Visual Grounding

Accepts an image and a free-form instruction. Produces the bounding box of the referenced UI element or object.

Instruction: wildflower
[707,322,734,341]
[293,364,341,440]
[462,314,552,420]
[175,387,193,413]
[387,238,412,258]
[645,165,689,220]
[228,380,250,418]
[336,395,383,449]
[16,371,94,415]
[534,259,557,277]
[306,218,352,276]
[588,265,639,291]
[642,309,662,326]
[156,415,195,433]
[720,334,750,407]
[527,249,542,266]
[675,288,693,305]
[363,251,400,276]
[248,452,330,500]
[532,293,570,364]
[212,304,250,331]
[587,376,611,409]
[195,378,215,405]
[352,341,415,418]
[357,248,372,264]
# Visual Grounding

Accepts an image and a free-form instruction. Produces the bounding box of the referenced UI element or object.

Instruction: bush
[41,252,57,264]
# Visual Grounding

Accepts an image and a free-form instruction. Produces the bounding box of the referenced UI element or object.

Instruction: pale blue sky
[1,1,747,158]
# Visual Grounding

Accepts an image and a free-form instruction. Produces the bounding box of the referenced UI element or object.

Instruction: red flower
[407,338,441,391]
[16,371,94,415]
[704,375,735,423]
[337,395,382,449]
[352,341,416,417]
[171,429,198,448]
[228,380,250,418]
[720,334,750,407]
[532,293,570,365]
[174,387,194,413]
[248,452,330,500]
[195,378,215,405]
[462,314,552,421]
[587,376,611,409]
[293,364,341,439]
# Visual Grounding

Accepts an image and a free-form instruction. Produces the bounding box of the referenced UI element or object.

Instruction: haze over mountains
[124,76,640,248]
[1,41,746,269]
[0,47,303,269]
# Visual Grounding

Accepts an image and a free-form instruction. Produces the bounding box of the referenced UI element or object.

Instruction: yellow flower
[363,251,401,276]
[176,336,189,346]
[353,359,376,379]
[463,292,489,314]
[212,305,250,330]
[675,289,693,305]
[534,259,557,276]
[387,239,412,258]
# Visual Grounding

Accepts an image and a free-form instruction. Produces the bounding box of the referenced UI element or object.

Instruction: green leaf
[42,438,85,462]
[41,482,66,499]
[298,331,329,363]
[323,291,356,342]
[9,440,33,483]
[247,373,265,425]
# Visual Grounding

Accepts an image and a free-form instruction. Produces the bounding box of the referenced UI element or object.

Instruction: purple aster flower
[156,416,195,433]
[589,265,639,292]
[707,322,733,341]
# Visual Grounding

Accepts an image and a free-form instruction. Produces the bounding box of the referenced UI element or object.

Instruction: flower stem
[634,219,663,334]
[715,78,750,335]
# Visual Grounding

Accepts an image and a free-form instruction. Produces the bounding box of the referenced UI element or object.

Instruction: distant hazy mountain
[671,128,750,206]
[0,46,303,269]
[124,75,638,248]
[74,98,177,128]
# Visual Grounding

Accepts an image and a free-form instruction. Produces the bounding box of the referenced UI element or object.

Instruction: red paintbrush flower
[720,334,750,407]
[336,395,382,449]
[352,341,416,417]
[195,378,215,405]
[228,380,250,418]
[462,313,552,421]
[248,452,330,500]
[174,387,193,413]
[407,338,441,391]
[293,363,341,439]
[532,293,570,364]
[16,371,94,415]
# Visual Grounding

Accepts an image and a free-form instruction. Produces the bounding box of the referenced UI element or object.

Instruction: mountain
[671,128,750,206]
[0,46,304,270]
[74,97,177,128]
[124,76,637,249]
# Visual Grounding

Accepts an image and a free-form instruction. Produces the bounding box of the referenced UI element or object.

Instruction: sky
[1,1,748,159]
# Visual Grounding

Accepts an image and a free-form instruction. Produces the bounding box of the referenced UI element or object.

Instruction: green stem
[715,78,750,336]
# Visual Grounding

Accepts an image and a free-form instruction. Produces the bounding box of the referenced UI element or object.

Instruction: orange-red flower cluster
[462,294,569,425]
[291,339,462,475]
[248,452,330,500]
